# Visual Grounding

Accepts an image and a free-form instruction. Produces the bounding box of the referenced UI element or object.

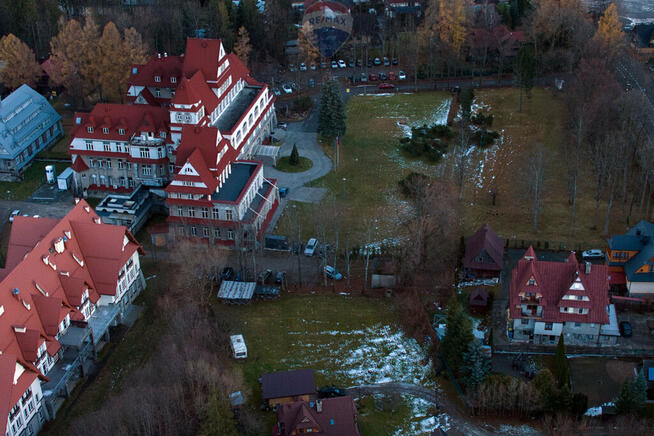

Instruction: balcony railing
[521,306,542,317]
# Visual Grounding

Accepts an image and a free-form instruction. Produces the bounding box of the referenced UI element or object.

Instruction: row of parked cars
[303,238,344,280]
[289,56,399,72]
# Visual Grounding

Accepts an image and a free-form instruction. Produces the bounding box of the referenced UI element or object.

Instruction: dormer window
[118,128,125,135]
[528,278,535,286]
[171,76,177,83]
[160,131,166,138]
[102,127,109,134]
[87,126,94,133]
[154,75,161,82]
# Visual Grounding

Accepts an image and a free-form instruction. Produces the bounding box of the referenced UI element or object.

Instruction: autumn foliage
[0,34,42,90]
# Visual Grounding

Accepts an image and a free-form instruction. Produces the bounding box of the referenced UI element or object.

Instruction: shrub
[471,129,500,148]
[289,144,300,165]
[292,96,313,112]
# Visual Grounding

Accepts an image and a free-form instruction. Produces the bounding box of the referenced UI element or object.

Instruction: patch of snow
[497,424,541,435]
[585,401,615,416]
[391,397,450,435]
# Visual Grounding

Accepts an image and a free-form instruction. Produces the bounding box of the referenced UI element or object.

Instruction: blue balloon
[302,0,354,58]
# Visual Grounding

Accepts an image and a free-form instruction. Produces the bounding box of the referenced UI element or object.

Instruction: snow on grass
[585,401,614,417]
[391,397,450,436]
[496,424,541,435]
[288,323,433,387]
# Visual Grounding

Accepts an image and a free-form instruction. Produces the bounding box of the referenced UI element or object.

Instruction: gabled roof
[4,217,58,273]
[171,70,219,114]
[463,224,504,271]
[275,397,361,436]
[182,38,224,82]
[128,54,183,88]
[262,369,315,400]
[509,247,610,324]
[608,221,654,282]
[70,104,169,142]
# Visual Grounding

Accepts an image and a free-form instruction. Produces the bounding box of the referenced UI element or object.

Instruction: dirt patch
[570,358,638,406]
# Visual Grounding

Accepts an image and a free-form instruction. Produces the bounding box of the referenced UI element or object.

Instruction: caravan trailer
[230,334,247,359]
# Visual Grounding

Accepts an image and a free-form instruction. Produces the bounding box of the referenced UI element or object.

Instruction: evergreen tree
[459,87,474,120]
[440,297,474,373]
[318,79,346,141]
[571,392,589,419]
[616,370,646,415]
[461,341,490,391]
[289,144,300,166]
[553,335,569,388]
[514,45,534,112]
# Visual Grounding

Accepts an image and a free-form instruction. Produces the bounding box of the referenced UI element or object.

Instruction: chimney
[585,261,591,274]
[316,399,322,413]
[157,53,161,59]
[54,237,65,254]
[74,197,80,204]
[164,52,168,57]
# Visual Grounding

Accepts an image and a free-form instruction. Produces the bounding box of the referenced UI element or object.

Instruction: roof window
[154,75,161,82]
[87,126,94,133]
[102,127,109,134]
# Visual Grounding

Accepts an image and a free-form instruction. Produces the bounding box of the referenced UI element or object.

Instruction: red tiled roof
[509,247,610,324]
[71,154,89,172]
[274,397,361,436]
[0,200,144,430]
[14,329,42,362]
[463,223,504,271]
[182,38,224,82]
[172,70,219,114]
[4,217,58,273]
[70,104,169,143]
[128,54,183,88]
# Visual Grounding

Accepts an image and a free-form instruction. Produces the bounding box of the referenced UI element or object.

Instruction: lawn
[0,161,70,201]
[274,87,631,247]
[275,155,313,172]
[213,294,437,435]
[569,358,638,407]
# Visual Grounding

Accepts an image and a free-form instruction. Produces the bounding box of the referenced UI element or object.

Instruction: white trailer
[230,334,247,359]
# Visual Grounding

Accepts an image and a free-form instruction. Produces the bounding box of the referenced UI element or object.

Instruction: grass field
[569,358,638,407]
[275,155,313,172]
[0,161,70,201]
[213,294,436,435]
[274,88,632,247]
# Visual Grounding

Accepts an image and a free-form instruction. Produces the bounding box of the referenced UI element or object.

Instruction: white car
[230,334,247,359]
[282,84,293,94]
[310,64,317,70]
[299,62,307,71]
[398,71,406,80]
[338,59,346,68]
[9,210,20,222]
[331,60,338,69]
[304,238,318,256]
[582,249,604,260]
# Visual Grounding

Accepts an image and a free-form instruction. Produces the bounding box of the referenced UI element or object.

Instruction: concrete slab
[289,187,327,203]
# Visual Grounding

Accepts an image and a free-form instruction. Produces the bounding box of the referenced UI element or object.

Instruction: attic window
[94,217,102,224]
[64,230,71,240]
[22,300,30,310]
[72,252,84,267]
[171,76,177,83]
[118,128,125,135]
[132,67,138,74]
[13,326,26,333]
[528,277,535,286]
[34,282,48,297]
[87,126,94,133]
[102,127,109,134]
[75,117,82,124]
[59,271,70,277]
[84,206,90,213]
[154,75,161,82]
[0,305,4,317]
[160,131,166,138]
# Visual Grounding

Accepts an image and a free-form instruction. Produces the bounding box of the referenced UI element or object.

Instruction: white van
[230,334,247,359]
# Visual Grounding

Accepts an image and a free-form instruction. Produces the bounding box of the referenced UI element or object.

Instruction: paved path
[263,105,333,232]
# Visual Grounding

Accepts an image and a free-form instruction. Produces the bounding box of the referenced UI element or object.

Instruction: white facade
[5,377,44,436]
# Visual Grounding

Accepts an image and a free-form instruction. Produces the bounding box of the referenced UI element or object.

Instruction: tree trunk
[639,172,649,218]
[603,178,615,235]
[518,86,523,112]
[570,172,577,230]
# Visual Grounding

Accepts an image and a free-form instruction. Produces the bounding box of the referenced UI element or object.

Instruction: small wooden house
[463,224,504,279]
[261,369,316,408]
[469,286,489,308]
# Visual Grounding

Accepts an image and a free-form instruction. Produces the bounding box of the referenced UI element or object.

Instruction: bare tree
[526,149,546,232]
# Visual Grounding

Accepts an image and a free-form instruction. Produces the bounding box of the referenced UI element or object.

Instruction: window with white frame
[103,142,111,152]
[177,206,183,216]
[201,207,209,218]
[188,207,195,217]
[154,75,161,82]
[140,147,149,158]
[212,208,220,219]
[85,140,93,150]
[118,128,125,135]
[87,126,94,133]
[142,165,152,176]
[102,127,109,134]
[225,209,233,220]
[203,227,209,237]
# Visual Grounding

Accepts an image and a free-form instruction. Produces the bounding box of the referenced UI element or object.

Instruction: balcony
[521,305,542,318]
[130,136,164,147]
[520,296,541,304]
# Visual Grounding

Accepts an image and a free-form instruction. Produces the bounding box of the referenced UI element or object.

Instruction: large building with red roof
[508,246,619,346]
[0,200,146,436]
[69,37,278,245]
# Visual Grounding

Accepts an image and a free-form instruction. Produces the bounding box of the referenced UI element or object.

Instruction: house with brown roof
[272,396,361,436]
[0,200,146,435]
[463,224,504,279]
[261,369,316,408]
[508,246,619,346]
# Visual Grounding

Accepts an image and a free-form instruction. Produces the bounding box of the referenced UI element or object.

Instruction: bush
[292,96,313,112]
[571,392,588,419]
[289,144,300,165]
[399,124,452,162]
[471,129,500,148]
[471,112,494,128]
[398,172,433,198]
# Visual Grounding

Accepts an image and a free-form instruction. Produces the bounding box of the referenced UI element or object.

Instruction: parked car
[619,321,633,337]
[374,57,381,65]
[378,82,395,90]
[275,271,286,284]
[278,122,288,130]
[309,78,316,88]
[356,58,363,67]
[367,58,373,67]
[360,73,368,82]
[379,72,387,81]
[318,386,347,398]
[9,210,20,222]
[369,73,378,81]
[398,71,407,80]
[324,265,343,280]
[299,62,307,71]
[388,72,398,81]
[221,266,235,281]
[383,56,390,66]
[392,57,399,65]
[310,64,317,70]
[321,61,328,69]
[338,59,346,68]
[279,187,289,198]
[582,249,604,260]
[331,60,338,69]
[304,238,319,256]
[273,88,281,96]
[282,84,293,94]
[289,64,297,72]
[348,58,355,68]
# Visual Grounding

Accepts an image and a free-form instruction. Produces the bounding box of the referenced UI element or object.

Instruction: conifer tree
[461,341,490,390]
[317,79,346,141]
[289,144,299,166]
[440,297,474,373]
[553,335,569,388]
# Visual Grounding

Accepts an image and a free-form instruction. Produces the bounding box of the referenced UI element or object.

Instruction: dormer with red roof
[509,247,614,346]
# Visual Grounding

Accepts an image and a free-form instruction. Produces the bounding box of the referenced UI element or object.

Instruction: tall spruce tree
[461,341,491,391]
[289,144,300,166]
[317,79,346,141]
[553,335,569,388]
[440,297,474,373]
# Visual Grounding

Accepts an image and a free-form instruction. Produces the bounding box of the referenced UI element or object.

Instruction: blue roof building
[0,84,62,180]
[607,220,654,296]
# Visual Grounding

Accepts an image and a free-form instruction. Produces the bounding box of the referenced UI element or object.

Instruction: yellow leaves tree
[96,22,125,102]
[437,0,469,58]
[593,2,625,59]
[298,31,319,65]
[233,26,252,67]
[0,34,42,90]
